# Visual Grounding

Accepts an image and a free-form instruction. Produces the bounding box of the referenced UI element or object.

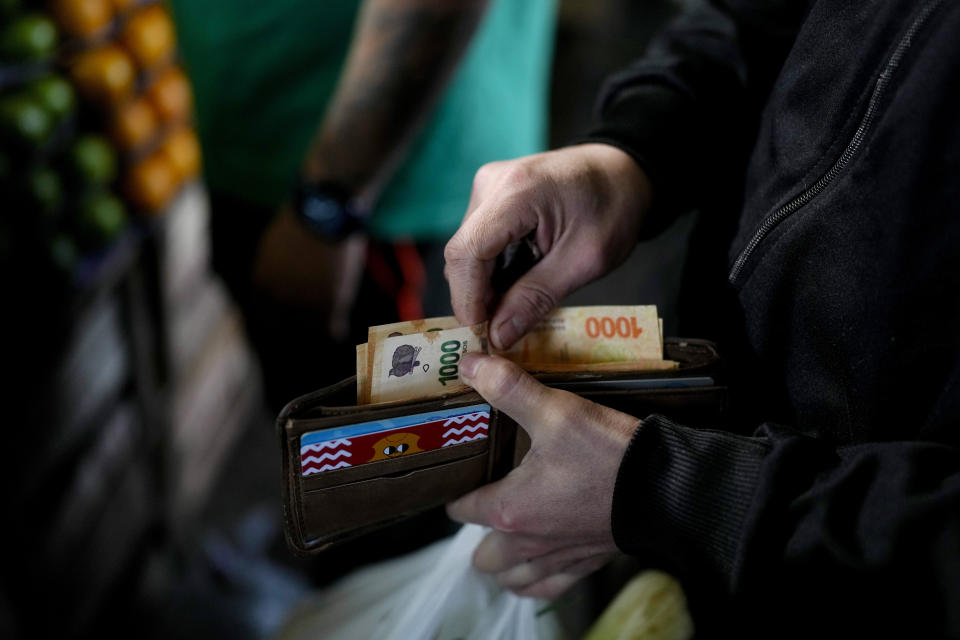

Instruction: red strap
[365,243,400,297]
[394,241,425,321]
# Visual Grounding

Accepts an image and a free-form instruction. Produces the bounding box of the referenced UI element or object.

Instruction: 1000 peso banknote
[368,323,488,404]
[499,306,662,364]
[358,306,666,404]
[363,317,461,401]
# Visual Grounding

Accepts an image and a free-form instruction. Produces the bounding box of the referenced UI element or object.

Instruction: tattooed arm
[303,0,489,206]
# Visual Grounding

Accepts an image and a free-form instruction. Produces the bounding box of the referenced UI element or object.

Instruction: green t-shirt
[168,0,555,240]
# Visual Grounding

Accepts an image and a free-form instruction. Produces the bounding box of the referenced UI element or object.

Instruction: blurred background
[0,0,690,637]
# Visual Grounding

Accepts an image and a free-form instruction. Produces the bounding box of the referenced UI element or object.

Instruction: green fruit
[28,75,76,121]
[0,13,57,62]
[0,93,54,148]
[77,191,127,247]
[26,167,63,216]
[70,135,118,185]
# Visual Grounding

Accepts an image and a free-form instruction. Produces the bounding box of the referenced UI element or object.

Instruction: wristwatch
[291,179,367,241]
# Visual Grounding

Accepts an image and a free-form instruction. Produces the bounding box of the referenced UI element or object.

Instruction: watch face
[302,192,347,236]
[295,182,364,239]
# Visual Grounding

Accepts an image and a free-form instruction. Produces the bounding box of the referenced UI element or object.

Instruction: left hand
[446,353,641,599]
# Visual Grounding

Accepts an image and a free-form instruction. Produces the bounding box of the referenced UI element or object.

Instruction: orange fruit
[69,44,135,106]
[51,0,114,38]
[109,96,158,150]
[146,65,191,123]
[126,151,179,213]
[158,127,201,181]
[120,5,175,70]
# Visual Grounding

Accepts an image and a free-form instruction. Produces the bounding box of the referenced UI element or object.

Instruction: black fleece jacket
[584,0,960,636]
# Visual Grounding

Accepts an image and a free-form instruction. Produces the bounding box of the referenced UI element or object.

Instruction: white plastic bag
[274,524,563,640]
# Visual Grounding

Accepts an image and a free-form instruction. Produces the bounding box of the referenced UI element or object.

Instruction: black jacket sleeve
[593,1,960,635]
[612,415,960,635]
[580,0,806,237]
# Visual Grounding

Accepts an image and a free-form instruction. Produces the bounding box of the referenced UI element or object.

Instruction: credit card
[300,404,490,476]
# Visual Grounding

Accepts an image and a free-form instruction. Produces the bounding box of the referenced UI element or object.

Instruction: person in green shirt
[169,0,556,409]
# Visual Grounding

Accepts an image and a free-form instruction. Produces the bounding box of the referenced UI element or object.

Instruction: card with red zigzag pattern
[299,404,491,476]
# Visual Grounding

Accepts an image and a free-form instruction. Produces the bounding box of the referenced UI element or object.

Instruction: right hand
[443,143,653,349]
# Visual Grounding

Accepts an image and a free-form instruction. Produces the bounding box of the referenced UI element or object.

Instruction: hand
[252,207,367,341]
[446,353,641,599]
[443,143,653,349]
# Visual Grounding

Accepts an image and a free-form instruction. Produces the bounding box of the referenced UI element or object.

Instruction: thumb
[460,354,558,438]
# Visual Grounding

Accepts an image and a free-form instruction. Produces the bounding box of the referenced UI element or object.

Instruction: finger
[461,161,500,223]
[443,255,496,327]
[487,243,601,349]
[444,199,537,326]
[459,354,567,437]
[472,530,555,574]
[493,545,611,589]
[513,554,612,600]
[329,235,367,341]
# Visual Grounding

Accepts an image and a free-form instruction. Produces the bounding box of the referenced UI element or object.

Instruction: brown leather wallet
[277,338,725,555]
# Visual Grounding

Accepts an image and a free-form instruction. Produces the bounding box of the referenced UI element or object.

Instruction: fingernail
[493,316,525,350]
[460,353,482,382]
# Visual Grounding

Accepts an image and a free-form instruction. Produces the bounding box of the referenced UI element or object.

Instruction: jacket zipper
[728,0,944,285]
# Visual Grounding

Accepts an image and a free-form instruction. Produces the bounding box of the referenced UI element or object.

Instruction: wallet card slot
[299,452,488,546]
[300,438,488,490]
[549,376,714,391]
